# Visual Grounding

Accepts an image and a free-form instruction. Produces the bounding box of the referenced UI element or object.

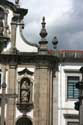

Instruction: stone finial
[39,17,48,54]
[40,17,48,38]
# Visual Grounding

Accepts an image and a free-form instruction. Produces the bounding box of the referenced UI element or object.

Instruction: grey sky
[8,0,83,50]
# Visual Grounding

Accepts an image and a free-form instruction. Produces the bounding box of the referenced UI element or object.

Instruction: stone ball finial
[52,36,58,49]
[15,0,19,4]
[40,16,48,39]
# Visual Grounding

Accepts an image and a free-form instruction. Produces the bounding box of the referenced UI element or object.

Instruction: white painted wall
[53,63,82,125]
[16,26,38,52]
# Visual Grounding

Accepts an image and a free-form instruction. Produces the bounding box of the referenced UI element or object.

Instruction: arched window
[0,8,4,19]
[0,8,5,36]
[16,117,32,125]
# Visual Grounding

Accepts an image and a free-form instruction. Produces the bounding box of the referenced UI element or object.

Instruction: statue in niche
[20,77,33,103]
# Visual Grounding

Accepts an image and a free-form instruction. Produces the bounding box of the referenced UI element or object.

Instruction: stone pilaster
[6,65,17,125]
[1,66,6,125]
[11,21,17,49]
[53,71,58,125]
[33,64,53,125]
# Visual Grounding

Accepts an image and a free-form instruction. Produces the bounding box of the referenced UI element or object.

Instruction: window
[0,8,4,36]
[67,122,79,125]
[16,117,32,125]
[0,8,4,19]
[0,73,1,88]
[67,76,79,99]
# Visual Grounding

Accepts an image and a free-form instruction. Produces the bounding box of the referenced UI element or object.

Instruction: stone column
[53,71,58,125]
[9,15,18,54]
[6,64,17,125]
[10,19,17,54]
[33,64,53,125]
[79,69,83,125]
[11,21,17,49]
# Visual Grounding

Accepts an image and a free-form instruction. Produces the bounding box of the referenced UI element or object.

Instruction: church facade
[0,1,82,125]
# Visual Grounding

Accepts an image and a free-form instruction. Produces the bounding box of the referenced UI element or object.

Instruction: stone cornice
[59,57,83,63]
[1,51,83,65]
[0,0,28,17]
[0,52,58,66]
[64,114,79,119]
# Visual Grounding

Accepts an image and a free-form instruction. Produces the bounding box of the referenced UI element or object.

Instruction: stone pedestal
[33,64,53,125]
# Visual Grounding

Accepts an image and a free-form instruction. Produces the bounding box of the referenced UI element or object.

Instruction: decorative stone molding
[64,114,79,119]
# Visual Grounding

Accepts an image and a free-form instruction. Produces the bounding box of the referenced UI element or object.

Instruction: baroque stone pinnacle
[40,16,48,38]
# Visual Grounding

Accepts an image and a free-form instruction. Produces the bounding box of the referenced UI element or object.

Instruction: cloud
[20,0,73,49]
[46,0,83,50]
[8,0,83,50]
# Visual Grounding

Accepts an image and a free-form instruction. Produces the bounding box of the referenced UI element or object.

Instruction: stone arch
[0,5,6,14]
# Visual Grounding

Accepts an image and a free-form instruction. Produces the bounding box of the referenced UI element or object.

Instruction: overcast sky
[8,0,83,50]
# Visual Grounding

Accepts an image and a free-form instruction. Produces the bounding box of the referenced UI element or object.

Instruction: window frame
[67,121,79,125]
[0,71,2,89]
[64,114,79,125]
[0,73,1,88]
[65,72,81,101]
[0,8,5,19]
[67,76,79,99]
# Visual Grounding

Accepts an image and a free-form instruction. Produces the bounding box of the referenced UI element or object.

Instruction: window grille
[67,76,79,99]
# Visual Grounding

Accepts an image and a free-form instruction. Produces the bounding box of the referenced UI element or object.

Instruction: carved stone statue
[20,78,32,103]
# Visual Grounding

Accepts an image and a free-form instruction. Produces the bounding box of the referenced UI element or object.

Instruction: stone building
[0,0,82,125]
